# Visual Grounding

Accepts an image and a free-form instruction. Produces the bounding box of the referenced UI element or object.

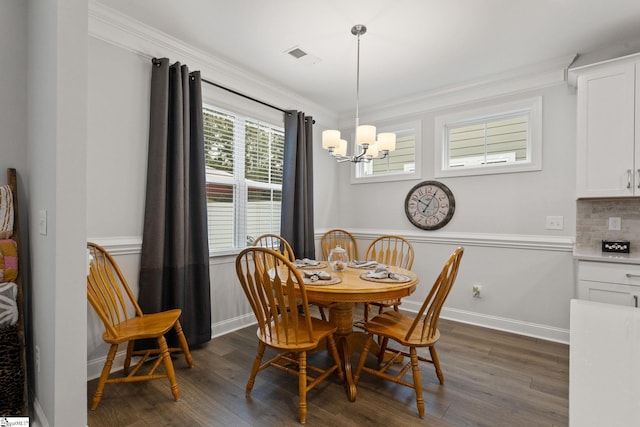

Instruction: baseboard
[400,300,569,344]
[212,313,256,338]
[440,306,569,344]
[32,397,49,427]
[88,313,257,381]
[87,349,128,381]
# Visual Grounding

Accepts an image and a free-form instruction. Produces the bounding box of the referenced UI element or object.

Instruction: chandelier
[321,25,396,163]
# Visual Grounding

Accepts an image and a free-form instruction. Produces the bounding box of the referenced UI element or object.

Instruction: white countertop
[573,248,640,265]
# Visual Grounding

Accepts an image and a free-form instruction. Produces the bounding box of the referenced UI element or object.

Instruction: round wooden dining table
[297,264,419,401]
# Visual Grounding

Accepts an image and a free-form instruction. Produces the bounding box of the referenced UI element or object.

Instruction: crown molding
[339,54,577,127]
[88,0,335,121]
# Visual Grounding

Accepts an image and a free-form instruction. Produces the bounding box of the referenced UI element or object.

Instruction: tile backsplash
[576,198,640,252]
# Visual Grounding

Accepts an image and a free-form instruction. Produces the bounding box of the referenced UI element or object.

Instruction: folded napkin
[366,266,400,280]
[294,258,321,267]
[303,270,331,282]
[349,260,378,268]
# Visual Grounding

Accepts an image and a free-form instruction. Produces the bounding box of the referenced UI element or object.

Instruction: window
[203,105,284,253]
[434,97,542,177]
[353,120,421,183]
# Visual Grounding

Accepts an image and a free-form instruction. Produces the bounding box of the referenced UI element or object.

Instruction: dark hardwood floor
[87,313,568,426]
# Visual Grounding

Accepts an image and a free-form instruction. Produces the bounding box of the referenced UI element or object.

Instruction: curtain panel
[281,111,315,259]
[138,58,212,348]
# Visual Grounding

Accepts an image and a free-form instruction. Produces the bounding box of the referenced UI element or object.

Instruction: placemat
[302,276,342,286]
[294,261,328,269]
[347,261,378,269]
[359,272,412,283]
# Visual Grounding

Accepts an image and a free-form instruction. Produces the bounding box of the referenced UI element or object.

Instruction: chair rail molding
[319,229,574,252]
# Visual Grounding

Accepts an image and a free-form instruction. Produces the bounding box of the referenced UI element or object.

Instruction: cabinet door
[578,280,640,307]
[576,63,636,197]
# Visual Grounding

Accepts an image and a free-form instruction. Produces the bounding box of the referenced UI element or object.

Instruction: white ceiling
[100,0,640,114]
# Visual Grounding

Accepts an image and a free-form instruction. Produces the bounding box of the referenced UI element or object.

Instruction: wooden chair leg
[246,341,266,397]
[91,344,118,410]
[429,344,444,384]
[174,320,194,367]
[377,337,389,364]
[318,305,327,321]
[124,341,134,373]
[326,334,344,382]
[158,335,180,401]
[353,333,374,385]
[410,347,425,418]
[298,351,308,424]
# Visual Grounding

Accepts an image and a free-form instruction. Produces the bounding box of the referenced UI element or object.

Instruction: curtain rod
[201,76,315,123]
[200,77,290,115]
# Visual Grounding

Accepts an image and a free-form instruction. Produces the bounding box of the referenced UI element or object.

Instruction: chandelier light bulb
[321,25,396,163]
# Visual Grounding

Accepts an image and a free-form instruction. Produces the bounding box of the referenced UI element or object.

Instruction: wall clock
[404,180,455,230]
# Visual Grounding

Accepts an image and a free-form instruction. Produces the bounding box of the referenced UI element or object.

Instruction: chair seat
[365,310,440,347]
[103,309,183,344]
[258,316,337,351]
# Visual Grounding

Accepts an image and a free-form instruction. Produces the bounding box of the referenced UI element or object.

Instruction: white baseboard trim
[87,349,128,381]
[399,300,569,344]
[32,397,49,427]
[88,314,257,381]
[440,306,569,344]
[212,313,256,338]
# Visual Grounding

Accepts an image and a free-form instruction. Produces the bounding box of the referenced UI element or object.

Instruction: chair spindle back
[236,247,314,345]
[406,247,463,342]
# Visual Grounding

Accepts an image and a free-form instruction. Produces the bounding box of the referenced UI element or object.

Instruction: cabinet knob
[627,169,632,189]
[637,169,640,189]
[634,295,638,308]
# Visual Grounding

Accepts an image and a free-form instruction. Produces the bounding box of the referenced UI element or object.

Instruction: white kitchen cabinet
[577,260,640,307]
[573,54,640,198]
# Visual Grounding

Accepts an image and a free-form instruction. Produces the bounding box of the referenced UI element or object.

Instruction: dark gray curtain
[138,58,211,348]
[281,111,315,259]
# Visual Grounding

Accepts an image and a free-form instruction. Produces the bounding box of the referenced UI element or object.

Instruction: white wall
[0,1,28,176]
[326,81,577,341]
[27,0,88,425]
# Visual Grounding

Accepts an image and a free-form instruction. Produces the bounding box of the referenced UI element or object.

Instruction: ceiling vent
[284,46,321,65]
[287,47,308,59]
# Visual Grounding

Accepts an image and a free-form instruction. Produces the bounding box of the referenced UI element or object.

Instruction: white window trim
[351,120,422,184]
[434,96,542,178]
[202,99,284,255]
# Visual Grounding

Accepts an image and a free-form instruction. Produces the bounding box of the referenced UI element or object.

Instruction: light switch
[39,210,47,236]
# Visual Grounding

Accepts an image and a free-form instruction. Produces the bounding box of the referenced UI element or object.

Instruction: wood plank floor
[87,314,568,426]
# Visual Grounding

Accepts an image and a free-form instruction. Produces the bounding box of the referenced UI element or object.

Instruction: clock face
[404,181,455,230]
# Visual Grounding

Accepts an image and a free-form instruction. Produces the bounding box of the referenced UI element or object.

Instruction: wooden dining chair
[253,234,329,320]
[363,235,415,322]
[253,233,296,268]
[86,242,194,410]
[235,247,344,424]
[353,247,464,418]
[320,228,359,262]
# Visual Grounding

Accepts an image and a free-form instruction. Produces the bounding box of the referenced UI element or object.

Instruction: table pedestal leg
[328,302,357,401]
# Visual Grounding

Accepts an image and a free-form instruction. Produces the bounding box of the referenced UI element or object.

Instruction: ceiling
[100,0,640,114]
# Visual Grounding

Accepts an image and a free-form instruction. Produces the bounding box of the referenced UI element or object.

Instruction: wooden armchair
[354,247,464,418]
[235,247,344,424]
[86,242,194,409]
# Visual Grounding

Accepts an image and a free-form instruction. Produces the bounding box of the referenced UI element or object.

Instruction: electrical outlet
[609,217,621,231]
[472,284,482,298]
[546,216,564,230]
